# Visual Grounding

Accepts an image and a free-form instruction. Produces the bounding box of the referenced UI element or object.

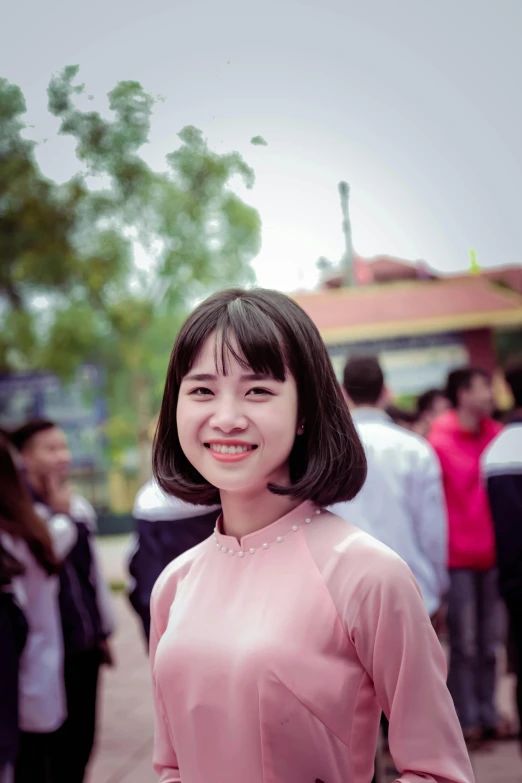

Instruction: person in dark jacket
[0,542,28,783]
[9,421,115,783]
[483,361,522,746]
[128,478,220,642]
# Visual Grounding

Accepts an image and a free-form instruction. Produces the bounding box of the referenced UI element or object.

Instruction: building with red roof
[292,257,522,400]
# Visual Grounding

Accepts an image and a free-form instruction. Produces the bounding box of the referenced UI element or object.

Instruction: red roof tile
[292,278,522,343]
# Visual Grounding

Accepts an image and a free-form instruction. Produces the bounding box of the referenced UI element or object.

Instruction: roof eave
[319,309,522,345]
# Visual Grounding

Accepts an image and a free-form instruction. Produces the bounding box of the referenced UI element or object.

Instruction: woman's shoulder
[0,531,30,565]
[0,533,58,607]
[151,538,209,609]
[312,508,404,561]
[306,510,418,606]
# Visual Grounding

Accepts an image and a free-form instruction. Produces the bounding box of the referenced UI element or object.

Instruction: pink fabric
[429,411,502,570]
[150,501,474,783]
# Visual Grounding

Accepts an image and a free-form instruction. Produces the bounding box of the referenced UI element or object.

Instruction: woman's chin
[196,456,291,498]
[200,470,267,497]
[211,480,265,496]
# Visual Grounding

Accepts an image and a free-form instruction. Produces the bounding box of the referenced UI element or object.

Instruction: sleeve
[150,577,181,783]
[34,503,78,561]
[486,472,522,525]
[72,497,116,637]
[128,518,166,641]
[47,514,79,560]
[408,447,449,602]
[351,556,474,783]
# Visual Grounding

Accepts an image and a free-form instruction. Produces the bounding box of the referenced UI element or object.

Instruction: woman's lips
[205,442,257,462]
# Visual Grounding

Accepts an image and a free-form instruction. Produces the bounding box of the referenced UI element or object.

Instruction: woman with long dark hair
[149,288,474,783]
[0,436,77,783]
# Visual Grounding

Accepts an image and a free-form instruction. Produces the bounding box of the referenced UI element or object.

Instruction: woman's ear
[297,422,305,436]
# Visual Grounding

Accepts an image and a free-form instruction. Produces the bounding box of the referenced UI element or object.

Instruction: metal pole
[339,181,354,287]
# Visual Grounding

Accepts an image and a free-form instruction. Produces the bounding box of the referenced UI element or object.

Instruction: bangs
[176,295,287,382]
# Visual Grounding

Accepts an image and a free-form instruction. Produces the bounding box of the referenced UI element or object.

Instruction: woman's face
[176,333,300,497]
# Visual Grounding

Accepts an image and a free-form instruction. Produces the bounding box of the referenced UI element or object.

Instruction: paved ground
[90,536,522,783]
[86,596,155,783]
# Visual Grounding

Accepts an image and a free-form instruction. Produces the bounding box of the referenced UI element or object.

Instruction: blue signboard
[0,366,107,469]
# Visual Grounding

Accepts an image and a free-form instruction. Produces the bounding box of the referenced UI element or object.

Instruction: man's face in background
[460,374,494,419]
[22,426,72,485]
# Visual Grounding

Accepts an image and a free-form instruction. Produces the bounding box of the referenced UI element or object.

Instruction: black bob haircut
[386,405,417,426]
[9,420,57,452]
[153,288,367,507]
[416,388,447,415]
[445,366,490,408]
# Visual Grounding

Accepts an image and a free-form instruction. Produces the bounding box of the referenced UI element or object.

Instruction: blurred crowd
[1,358,521,782]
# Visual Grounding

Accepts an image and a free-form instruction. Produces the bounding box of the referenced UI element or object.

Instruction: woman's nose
[209,401,248,433]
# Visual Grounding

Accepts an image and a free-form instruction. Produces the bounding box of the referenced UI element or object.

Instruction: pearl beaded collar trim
[213,508,323,557]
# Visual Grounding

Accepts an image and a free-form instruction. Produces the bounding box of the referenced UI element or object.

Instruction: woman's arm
[351,555,474,783]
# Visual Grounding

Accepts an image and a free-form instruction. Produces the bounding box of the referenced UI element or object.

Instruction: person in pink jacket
[150,287,474,783]
[429,367,502,747]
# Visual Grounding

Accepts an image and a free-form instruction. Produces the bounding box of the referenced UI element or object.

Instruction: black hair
[445,367,490,408]
[9,420,57,453]
[386,405,417,426]
[0,435,59,574]
[153,288,367,506]
[416,388,448,415]
[343,356,384,405]
[505,361,522,408]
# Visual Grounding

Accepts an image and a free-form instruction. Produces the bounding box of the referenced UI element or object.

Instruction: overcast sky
[2,0,521,291]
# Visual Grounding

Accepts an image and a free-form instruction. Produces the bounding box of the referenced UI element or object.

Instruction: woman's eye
[246,387,273,397]
[189,387,213,396]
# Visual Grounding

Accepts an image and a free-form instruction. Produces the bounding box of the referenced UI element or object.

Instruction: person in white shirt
[0,434,78,783]
[330,356,449,629]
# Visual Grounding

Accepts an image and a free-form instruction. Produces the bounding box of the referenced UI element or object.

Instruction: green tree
[0,67,261,479]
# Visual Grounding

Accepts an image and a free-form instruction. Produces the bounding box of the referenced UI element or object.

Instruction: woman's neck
[220,489,301,541]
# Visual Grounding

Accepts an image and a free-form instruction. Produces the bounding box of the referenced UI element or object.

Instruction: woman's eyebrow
[184,373,217,382]
[183,372,281,383]
[241,373,281,382]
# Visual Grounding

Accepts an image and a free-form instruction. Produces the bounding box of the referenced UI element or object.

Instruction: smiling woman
[175,329,302,523]
[149,288,474,783]
[153,287,366,509]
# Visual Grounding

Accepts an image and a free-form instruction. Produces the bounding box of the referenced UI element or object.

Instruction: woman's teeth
[209,444,252,454]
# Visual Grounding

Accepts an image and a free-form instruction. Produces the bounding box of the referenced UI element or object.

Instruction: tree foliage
[0,67,261,466]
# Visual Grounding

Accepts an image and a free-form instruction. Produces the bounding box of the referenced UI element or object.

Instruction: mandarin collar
[213,499,322,556]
